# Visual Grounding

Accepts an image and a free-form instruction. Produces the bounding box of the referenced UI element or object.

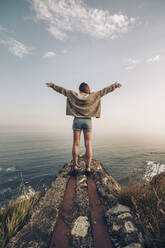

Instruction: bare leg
[72,130,81,168]
[83,130,92,171]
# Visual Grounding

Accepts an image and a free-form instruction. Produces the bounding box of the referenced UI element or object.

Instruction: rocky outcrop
[91,160,144,248]
[6,162,71,248]
[7,158,144,248]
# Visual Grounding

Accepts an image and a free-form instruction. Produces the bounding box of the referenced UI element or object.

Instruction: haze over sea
[1,126,165,204]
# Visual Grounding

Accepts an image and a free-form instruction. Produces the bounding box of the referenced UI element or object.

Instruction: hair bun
[79,82,90,94]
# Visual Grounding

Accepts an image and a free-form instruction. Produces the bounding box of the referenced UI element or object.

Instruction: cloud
[0,25,5,32]
[146,55,160,63]
[43,51,56,58]
[0,24,15,35]
[125,54,164,70]
[0,38,33,57]
[30,0,136,40]
[125,58,141,70]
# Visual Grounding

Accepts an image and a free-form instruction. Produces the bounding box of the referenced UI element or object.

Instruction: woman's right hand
[46,82,54,87]
[114,82,122,88]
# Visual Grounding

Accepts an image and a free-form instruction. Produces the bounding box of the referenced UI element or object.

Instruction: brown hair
[79,82,90,94]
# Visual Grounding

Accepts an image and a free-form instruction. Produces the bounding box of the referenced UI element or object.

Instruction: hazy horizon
[1,0,165,138]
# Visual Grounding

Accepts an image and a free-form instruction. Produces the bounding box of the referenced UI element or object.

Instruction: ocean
[0,128,165,204]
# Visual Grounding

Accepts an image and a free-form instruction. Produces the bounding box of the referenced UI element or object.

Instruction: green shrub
[0,189,40,248]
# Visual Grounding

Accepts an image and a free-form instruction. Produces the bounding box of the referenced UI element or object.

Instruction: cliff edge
[6,158,144,248]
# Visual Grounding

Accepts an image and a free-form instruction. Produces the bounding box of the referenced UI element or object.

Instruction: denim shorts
[72,117,92,131]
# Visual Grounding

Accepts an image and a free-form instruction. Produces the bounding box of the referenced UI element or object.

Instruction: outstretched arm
[45,82,70,97]
[96,82,122,97]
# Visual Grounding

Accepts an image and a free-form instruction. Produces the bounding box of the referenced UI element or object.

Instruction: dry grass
[0,187,40,248]
[118,172,165,248]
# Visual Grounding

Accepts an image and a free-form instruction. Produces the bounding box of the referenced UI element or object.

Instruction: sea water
[0,129,165,204]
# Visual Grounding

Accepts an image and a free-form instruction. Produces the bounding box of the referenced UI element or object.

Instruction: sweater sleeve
[96,83,117,97]
[50,83,70,97]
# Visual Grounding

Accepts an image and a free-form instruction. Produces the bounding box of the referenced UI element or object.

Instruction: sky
[0,0,165,137]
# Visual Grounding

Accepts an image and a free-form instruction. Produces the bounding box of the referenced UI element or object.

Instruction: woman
[45,81,122,175]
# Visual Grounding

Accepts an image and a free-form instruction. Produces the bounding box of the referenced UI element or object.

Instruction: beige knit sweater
[50,83,118,118]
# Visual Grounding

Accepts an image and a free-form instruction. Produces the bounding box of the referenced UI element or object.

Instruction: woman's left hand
[46,82,54,87]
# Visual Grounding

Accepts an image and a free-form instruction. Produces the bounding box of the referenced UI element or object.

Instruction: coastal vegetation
[119,172,165,248]
[0,187,40,248]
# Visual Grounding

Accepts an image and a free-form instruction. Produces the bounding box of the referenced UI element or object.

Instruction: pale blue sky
[0,0,165,137]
